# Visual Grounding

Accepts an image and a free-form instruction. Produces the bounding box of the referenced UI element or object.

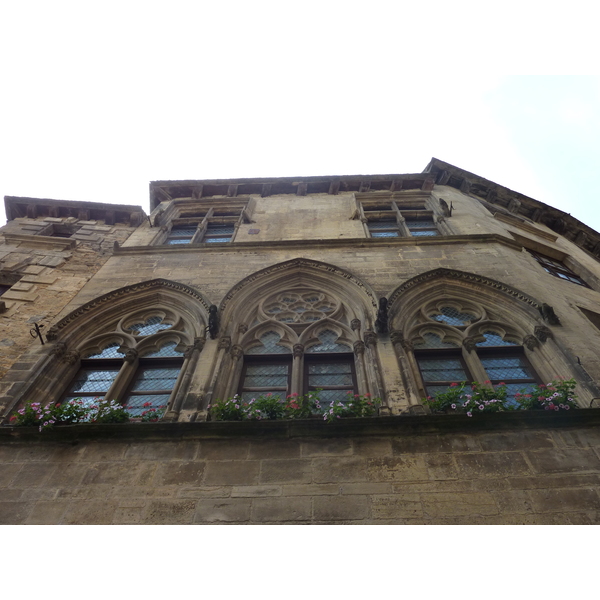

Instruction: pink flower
[498,382,505,386]
[451,404,456,410]
[450,383,458,387]
[467,411,472,417]
[365,393,371,397]
[479,405,484,410]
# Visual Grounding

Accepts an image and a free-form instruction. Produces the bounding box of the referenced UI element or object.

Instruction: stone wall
[1,411,600,524]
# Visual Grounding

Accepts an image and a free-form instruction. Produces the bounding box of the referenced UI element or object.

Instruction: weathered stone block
[231,485,281,497]
[249,440,300,459]
[10,462,54,488]
[478,431,555,452]
[313,457,367,483]
[422,492,499,518]
[176,486,231,499]
[112,507,143,524]
[454,452,531,479]
[340,482,392,495]
[143,499,197,524]
[154,461,206,486]
[282,484,339,496]
[0,501,33,524]
[367,456,429,482]
[125,441,198,461]
[301,439,353,457]
[252,497,312,522]
[313,495,369,521]
[527,449,600,474]
[371,494,423,519]
[198,440,249,460]
[352,438,393,457]
[0,463,22,487]
[557,429,600,448]
[62,500,120,525]
[194,498,251,523]
[259,459,312,484]
[425,454,458,480]
[529,488,600,513]
[26,501,70,524]
[81,442,129,462]
[490,490,535,514]
[204,460,260,485]
[392,434,481,454]
[82,461,157,486]
[508,473,600,490]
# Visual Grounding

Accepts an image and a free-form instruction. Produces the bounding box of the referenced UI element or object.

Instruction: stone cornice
[46,278,212,340]
[387,267,541,309]
[3,233,76,250]
[115,233,523,255]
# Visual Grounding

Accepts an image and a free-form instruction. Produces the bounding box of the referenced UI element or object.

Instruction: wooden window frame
[303,353,358,399]
[528,250,590,288]
[238,355,292,399]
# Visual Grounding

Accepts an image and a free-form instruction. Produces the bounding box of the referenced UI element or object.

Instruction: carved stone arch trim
[408,324,463,347]
[76,333,136,357]
[46,278,212,343]
[465,320,524,344]
[388,268,543,335]
[298,318,356,346]
[135,331,195,356]
[239,321,297,352]
[219,258,379,334]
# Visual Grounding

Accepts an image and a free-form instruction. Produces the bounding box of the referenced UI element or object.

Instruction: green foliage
[514,379,578,411]
[323,393,381,422]
[140,403,167,422]
[422,381,509,416]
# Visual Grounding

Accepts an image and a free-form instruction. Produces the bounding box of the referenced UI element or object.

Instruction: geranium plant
[9,398,130,432]
[323,392,380,422]
[513,378,578,411]
[423,381,509,417]
[140,403,167,422]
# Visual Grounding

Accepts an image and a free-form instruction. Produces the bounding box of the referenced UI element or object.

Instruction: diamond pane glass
[169,227,198,237]
[207,225,235,235]
[405,220,435,228]
[480,356,533,381]
[84,343,125,359]
[246,331,291,355]
[167,238,192,245]
[205,237,232,243]
[127,316,172,336]
[243,364,289,387]
[504,383,538,406]
[371,231,399,238]
[410,230,439,236]
[425,385,452,398]
[130,367,181,391]
[476,332,518,347]
[65,368,120,394]
[141,342,184,357]
[318,389,354,404]
[429,306,476,326]
[368,221,397,230]
[418,358,467,383]
[306,330,351,353]
[413,333,459,349]
[125,395,171,417]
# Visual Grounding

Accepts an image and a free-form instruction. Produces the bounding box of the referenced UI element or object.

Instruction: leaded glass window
[204,223,235,243]
[305,357,357,404]
[246,331,291,355]
[240,360,291,401]
[123,365,182,416]
[416,355,470,397]
[527,251,589,287]
[62,367,121,404]
[84,343,126,359]
[166,225,198,245]
[475,332,517,347]
[368,220,400,238]
[141,342,184,358]
[126,316,173,336]
[413,333,460,349]
[429,306,476,326]
[405,219,438,237]
[306,330,351,353]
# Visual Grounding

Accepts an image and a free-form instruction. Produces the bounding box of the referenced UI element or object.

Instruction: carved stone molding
[62,350,80,365]
[538,303,561,326]
[218,336,231,351]
[124,348,138,363]
[523,335,539,351]
[389,330,404,346]
[184,337,206,358]
[364,330,377,348]
[230,345,243,360]
[220,258,378,315]
[50,342,67,358]
[534,325,553,343]
[238,323,248,334]
[462,337,478,353]
[293,344,304,358]
[46,278,212,339]
[387,268,540,309]
[353,340,365,356]
[351,319,361,332]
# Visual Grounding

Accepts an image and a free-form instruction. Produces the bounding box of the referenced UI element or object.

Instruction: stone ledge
[2,409,600,443]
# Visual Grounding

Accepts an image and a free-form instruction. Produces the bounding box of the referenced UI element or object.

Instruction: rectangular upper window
[527,250,589,287]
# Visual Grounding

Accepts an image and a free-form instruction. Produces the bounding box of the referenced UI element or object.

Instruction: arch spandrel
[219,258,379,336]
[46,278,212,345]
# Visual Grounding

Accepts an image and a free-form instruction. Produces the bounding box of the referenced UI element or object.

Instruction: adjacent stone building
[2,158,600,524]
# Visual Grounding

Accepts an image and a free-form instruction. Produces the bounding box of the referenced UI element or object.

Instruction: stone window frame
[527,249,590,288]
[154,199,254,246]
[55,307,202,421]
[356,191,451,239]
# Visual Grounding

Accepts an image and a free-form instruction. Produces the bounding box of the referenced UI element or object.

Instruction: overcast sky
[1,2,599,230]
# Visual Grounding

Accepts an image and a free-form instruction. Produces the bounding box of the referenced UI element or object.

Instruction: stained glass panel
[429,306,476,326]
[127,316,172,336]
[84,343,125,359]
[476,332,518,347]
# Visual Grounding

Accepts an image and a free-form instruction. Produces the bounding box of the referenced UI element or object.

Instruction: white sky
[1,2,599,230]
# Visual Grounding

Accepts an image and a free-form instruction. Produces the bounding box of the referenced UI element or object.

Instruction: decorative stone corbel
[462,337,478,353]
[238,323,248,334]
[351,319,361,332]
[523,335,539,351]
[230,345,243,360]
[293,344,304,358]
[353,341,365,356]
[124,348,138,363]
[375,297,388,334]
[45,327,58,342]
[364,330,377,348]
[184,337,206,358]
[62,350,80,365]
[208,305,219,339]
[534,325,553,343]
[538,303,561,326]
[50,342,67,358]
[218,336,231,351]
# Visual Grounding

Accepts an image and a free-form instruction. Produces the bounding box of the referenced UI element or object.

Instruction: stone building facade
[2,158,600,524]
